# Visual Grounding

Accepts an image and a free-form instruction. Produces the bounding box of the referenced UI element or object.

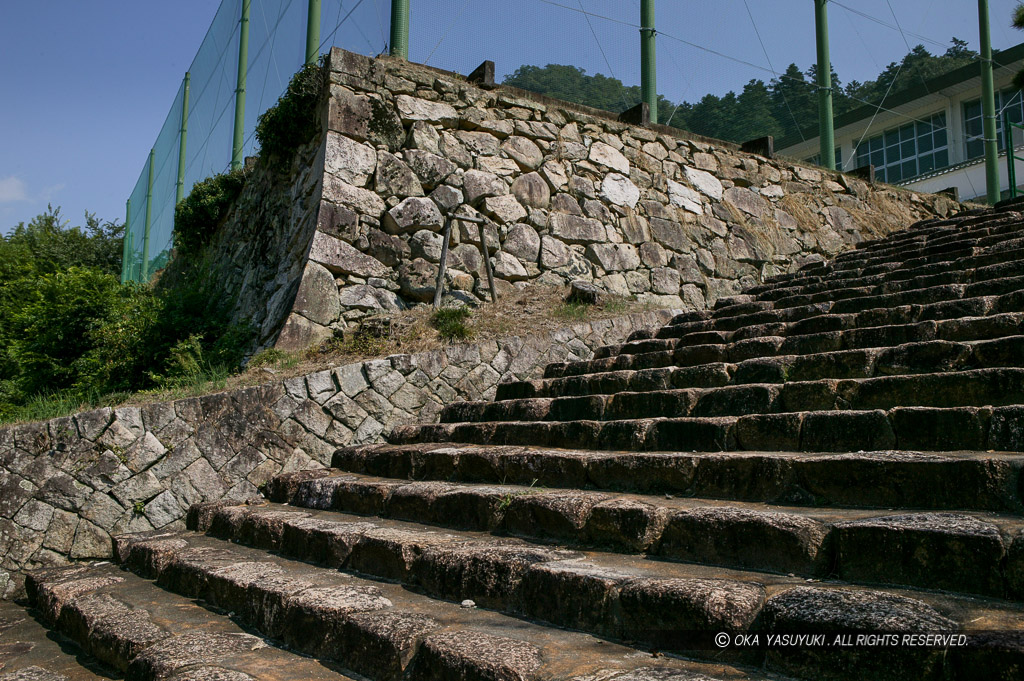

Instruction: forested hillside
[503,39,979,144]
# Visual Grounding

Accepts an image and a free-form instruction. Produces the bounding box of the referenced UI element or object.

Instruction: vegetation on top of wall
[255,57,326,167]
[172,169,246,256]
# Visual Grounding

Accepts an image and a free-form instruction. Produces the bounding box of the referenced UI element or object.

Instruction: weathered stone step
[565,313,1024,382]
[501,335,1024,404]
[663,272,1024,340]
[654,300,1021,350]
[184,500,1024,681]
[260,471,1024,597]
[835,219,1024,263]
[23,563,353,681]
[451,369,1024,426]
[330,443,1024,513]
[751,227,1024,296]
[390,406,1024,453]
[832,225,1024,269]
[115,530,764,681]
[723,273,1024,330]
[758,255,1024,306]
[0,600,109,681]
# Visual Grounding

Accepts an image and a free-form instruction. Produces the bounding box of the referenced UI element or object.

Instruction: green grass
[248,347,301,371]
[554,301,590,321]
[431,307,474,341]
[0,387,131,426]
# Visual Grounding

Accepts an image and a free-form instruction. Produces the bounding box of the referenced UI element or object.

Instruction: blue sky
[3,0,1023,232]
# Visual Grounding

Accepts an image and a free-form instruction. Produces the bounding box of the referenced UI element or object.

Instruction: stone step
[259,472,1024,598]
[655,301,1022,350]
[655,294,1024,352]
[0,600,108,681]
[758,256,1024,306]
[185,499,1024,681]
[832,224,1024,267]
[500,335,1024,403]
[389,406,1024,453]
[751,225,1024,295]
[447,369,1024,426]
[560,313,1024,382]
[330,443,1024,513]
[23,562,354,681]
[835,218,1024,263]
[114,530,766,681]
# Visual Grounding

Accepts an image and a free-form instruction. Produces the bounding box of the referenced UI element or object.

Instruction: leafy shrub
[0,207,255,423]
[4,267,124,397]
[172,169,246,256]
[431,307,474,341]
[255,58,326,166]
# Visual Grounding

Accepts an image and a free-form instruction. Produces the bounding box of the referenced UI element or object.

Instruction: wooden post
[479,221,498,302]
[432,217,453,309]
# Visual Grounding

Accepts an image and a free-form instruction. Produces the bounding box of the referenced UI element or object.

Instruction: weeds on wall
[255,57,326,169]
[173,169,247,256]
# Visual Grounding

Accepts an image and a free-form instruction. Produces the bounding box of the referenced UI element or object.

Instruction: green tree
[0,206,123,282]
[770,63,818,140]
[3,268,123,397]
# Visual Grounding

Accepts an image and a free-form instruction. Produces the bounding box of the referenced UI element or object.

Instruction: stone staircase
[5,207,1024,680]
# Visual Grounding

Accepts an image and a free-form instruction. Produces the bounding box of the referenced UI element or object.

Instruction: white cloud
[39,183,65,201]
[0,176,29,203]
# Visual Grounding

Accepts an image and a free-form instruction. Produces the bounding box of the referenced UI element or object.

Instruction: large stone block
[292,261,341,327]
[548,213,606,244]
[308,231,389,278]
[600,174,641,209]
[325,132,376,187]
[585,244,641,272]
[394,94,458,126]
[382,197,443,234]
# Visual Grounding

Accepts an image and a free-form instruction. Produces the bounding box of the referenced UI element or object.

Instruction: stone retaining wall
[272,47,963,349]
[0,309,675,598]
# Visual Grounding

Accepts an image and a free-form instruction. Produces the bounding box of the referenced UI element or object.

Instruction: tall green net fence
[123,0,1024,282]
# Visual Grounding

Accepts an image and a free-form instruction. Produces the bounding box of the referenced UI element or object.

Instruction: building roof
[777,41,1024,150]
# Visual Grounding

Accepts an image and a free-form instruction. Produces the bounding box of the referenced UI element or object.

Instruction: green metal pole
[390,0,409,59]
[640,0,657,125]
[815,0,835,170]
[141,149,154,281]
[232,0,251,171]
[176,72,191,206]
[1007,111,1017,199]
[980,0,1001,203]
[121,199,131,284]
[306,0,321,64]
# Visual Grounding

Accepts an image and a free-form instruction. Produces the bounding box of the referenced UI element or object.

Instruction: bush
[4,267,124,397]
[0,207,255,423]
[256,58,326,166]
[431,307,474,341]
[172,169,246,256]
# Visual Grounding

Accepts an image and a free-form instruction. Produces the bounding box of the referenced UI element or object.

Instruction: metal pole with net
[641,0,657,125]
[815,0,835,171]
[306,0,322,64]
[980,0,1001,204]
[232,0,251,170]
[390,0,409,59]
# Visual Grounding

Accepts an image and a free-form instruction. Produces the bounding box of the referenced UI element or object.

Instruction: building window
[855,113,949,184]
[964,88,1024,160]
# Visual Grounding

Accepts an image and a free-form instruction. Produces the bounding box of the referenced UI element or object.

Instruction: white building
[777,42,1024,202]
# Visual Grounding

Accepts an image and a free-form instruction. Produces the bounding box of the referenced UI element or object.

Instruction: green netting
[125,161,149,283]
[124,0,1022,283]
